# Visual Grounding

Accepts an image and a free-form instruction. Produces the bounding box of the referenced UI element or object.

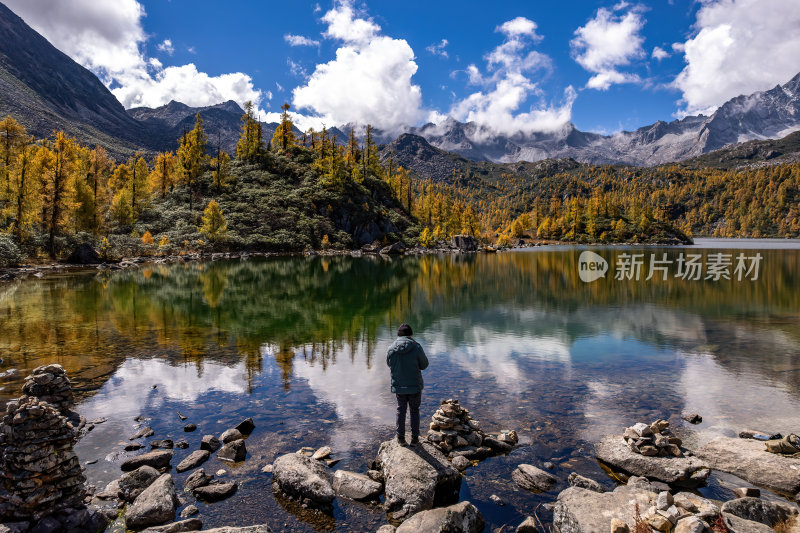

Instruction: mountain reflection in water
[1,245,799,531]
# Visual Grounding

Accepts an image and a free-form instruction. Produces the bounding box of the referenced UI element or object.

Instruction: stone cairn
[623,419,683,457]
[0,364,87,524]
[427,399,517,460]
[21,364,75,416]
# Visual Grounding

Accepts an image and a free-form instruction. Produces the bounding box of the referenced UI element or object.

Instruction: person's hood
[388,337,416,356]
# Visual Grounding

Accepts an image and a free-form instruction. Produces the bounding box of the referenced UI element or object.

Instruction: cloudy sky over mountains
[5,0,800,134]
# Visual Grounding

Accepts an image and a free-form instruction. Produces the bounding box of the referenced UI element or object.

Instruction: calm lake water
[1,239,800,531]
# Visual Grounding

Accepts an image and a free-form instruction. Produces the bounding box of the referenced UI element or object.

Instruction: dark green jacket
[387,336,429,394]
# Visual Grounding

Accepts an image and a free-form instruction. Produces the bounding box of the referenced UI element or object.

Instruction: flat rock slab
[696,436,800,496]
[121,450,173,472]
[395,501,485,533]
[595,436,709,486]
[375,439,461,519]
[272,453,335,505]
[552,485,654,533]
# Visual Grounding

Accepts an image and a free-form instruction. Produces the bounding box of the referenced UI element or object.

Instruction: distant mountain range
[1,0,799,167]
[408,72,800,166]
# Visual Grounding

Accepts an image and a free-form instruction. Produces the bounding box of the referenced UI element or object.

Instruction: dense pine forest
[1,101,799,266]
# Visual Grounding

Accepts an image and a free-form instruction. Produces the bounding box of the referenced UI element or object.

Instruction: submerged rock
[395,501,484,533]
[375,439,461,519]
[595,436,709,486]
[332,470,382,501]
[124,474,177,529]
[272,453,335,506]
[513,464,557,493]
[696,436,800,495]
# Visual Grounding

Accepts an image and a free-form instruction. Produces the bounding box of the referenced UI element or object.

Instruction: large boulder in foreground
[696,436,800,496]
[375,439,461,520]
[552,483,653,533]
[395,501,484,533]
[272,453,334,507]
[124,473,177,529]
[595,436,709,486]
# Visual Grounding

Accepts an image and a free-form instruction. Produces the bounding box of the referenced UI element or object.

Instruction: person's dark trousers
[395,392,422,440]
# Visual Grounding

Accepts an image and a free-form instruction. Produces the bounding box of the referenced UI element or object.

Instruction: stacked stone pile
[427,399,484,454]
[21,364,74,416]
[427,399,517,462]
[0,396,86,521]
[623,419,683,457]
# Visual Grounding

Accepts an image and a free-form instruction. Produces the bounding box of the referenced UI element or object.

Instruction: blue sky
[6,0,800,135]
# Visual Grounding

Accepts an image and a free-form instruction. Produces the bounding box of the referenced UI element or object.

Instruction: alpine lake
[1,239,799,532]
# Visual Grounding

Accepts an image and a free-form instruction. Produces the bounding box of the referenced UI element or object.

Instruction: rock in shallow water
[124,474,177,529]
[121,450,173,472]
[696,436,800,495]
[176,450,210,473]
[595,436,709,486]
[217,440,247,463]
[512,464,557,493]
[193,482,238,502]
[332,470,382,501]
[117,465,160,502]
[395,501,484,533]
[272,453,335,505]
[375,439,461,519]
[201,435,221,452]
[201,527,272,533]
[183,468,213,491]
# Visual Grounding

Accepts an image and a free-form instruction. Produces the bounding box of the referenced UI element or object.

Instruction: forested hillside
[0,105,420,265]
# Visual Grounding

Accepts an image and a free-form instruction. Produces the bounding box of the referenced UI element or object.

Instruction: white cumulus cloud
[448,16,574,135]
[284,34,320,47]
[3,0,265,111]
[156,39,174,56]
[426,39,449,58]
[291,0,425,133]
[571,6,645,90]
[674,0,800,116]
[651,46,669,60]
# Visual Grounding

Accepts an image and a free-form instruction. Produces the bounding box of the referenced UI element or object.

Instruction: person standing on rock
[387,323,429,446]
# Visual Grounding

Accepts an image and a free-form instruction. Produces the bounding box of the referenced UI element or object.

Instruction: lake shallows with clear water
[1,239,799,531]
